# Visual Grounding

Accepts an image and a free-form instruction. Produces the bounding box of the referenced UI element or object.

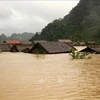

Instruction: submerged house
[29,42,76,54]
[3,40,21,45]
[79,42,86,46]
[73,42,80,46]
[21,42,32,46]
[10,45,32,53]
[58,39,73,45]
[33,40,47,44]
[80,45,100,54]
[0,43,10,52]
[3,40,21,48]
[86,41,97,46]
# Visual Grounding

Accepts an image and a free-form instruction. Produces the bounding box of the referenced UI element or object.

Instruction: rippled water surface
[0,48,100,100]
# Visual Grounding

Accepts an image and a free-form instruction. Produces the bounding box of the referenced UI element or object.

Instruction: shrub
[69,49,89,59]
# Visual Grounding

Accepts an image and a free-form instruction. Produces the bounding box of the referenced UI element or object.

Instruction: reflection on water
[35,54,46,59]
[0,51,100,100]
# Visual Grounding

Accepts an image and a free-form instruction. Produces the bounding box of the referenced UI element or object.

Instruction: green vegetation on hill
[30,0,100,43]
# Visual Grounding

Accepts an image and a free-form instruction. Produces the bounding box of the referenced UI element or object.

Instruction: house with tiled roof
[86,41,97,46]
[58,39,73,45]
[3,40,21,45]
[0,43,10,52]
[10,45,32,53]
[29,42,76,54]
[80,45,100,54]
[21,42,32,46]
[33,40,47,44]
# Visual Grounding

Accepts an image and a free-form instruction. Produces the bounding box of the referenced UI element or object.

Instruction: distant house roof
[88,45,100,48]
[79,42,86,46]
[80,45,100,54]
[21,42,32,45]
[11,45,32,52]
[30,42,76,54]
[3,40,21,45]
[34,40,46,44]
[0,43,10,52]
[86,41,97,44]
[73,42,80,46]
[58,39,72,43]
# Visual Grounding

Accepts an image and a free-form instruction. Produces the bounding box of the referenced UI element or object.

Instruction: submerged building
[29,42,76,54]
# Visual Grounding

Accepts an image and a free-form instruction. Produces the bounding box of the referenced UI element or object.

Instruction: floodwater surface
[0,51,100,100]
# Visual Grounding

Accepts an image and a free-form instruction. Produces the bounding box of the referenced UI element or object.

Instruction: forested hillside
[30,0,100,43]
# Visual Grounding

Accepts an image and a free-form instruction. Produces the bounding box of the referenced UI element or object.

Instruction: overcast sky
[0,0,79,36]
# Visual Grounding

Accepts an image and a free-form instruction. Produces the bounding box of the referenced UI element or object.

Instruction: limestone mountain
[30,0,100,43]
[0,32,34,42]
[0,34,7,42]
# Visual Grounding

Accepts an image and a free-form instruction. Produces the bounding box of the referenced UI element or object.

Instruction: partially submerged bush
[69,49,90,59]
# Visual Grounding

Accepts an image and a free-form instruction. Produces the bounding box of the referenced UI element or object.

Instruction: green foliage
[34,47,45,54]
[69,49,89,59]
[30,0,100,43]
[29,32,41,43]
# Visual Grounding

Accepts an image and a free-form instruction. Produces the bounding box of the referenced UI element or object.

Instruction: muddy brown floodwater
[0,47,100,100]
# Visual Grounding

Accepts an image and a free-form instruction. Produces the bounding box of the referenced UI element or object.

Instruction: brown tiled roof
[4,40,21,45]
[0,43,10,52]
[91,48,100,53]
[58,39,72,43]
[21,42,32,45]
[88,45,100,48]
[87,41,96,44]
[80,45,100,54]
[34,40,46,44]
[79,42,86,46]
[11,45,32,52]
[17,45,32,52]
[30,42,76,54]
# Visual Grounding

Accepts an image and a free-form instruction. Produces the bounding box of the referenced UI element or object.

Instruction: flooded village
[0,39,100,54]
[0,0,100,99]
[0,39,100,100]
